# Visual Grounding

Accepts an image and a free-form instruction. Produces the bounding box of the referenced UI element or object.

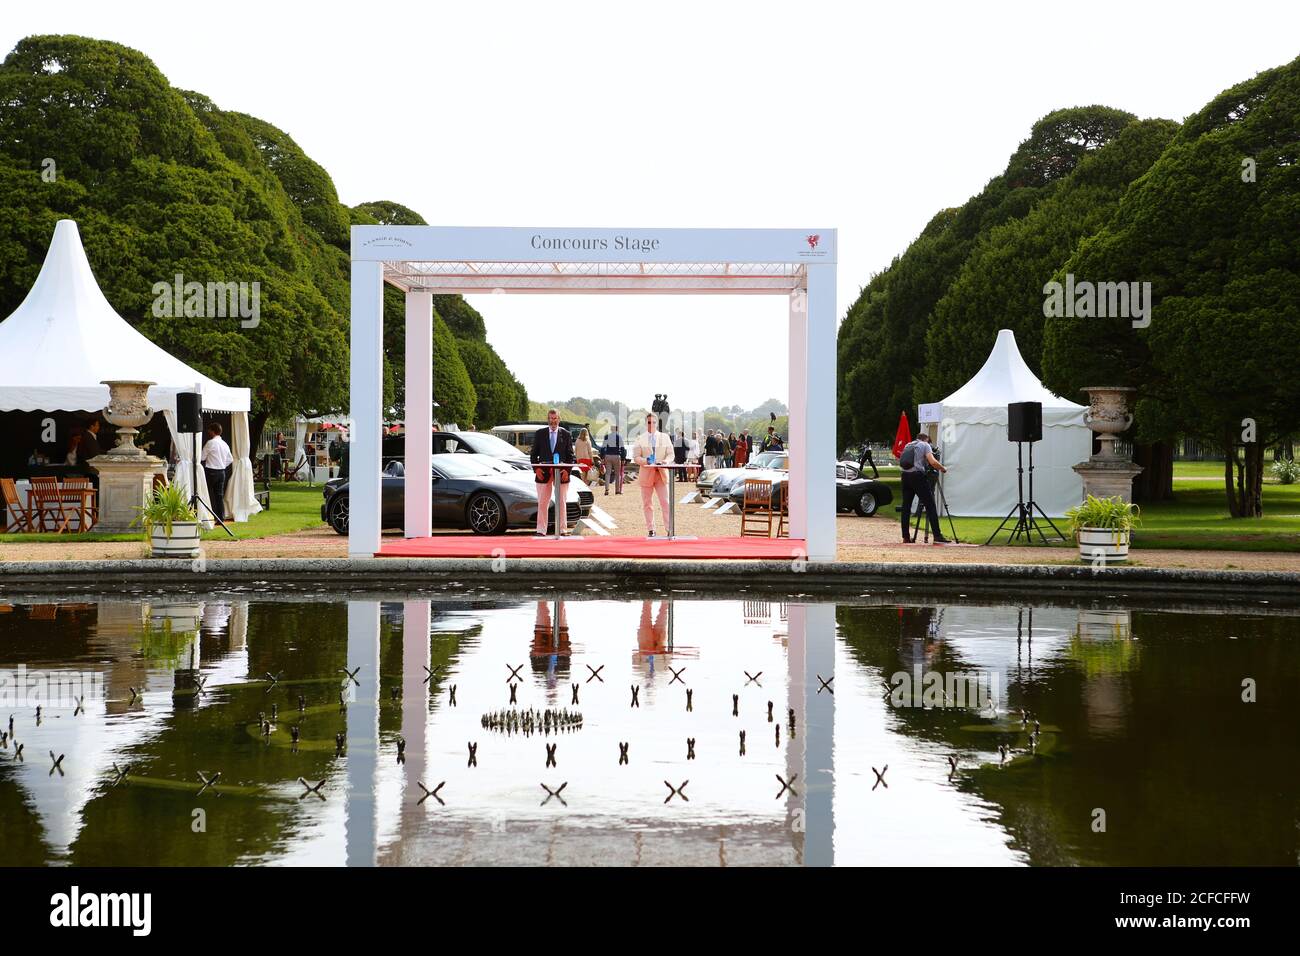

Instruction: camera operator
[900,431,949,544]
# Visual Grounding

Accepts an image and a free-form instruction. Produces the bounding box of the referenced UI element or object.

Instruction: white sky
[4,1,1297,410]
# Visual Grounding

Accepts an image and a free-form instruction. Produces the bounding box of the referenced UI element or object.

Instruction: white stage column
[804,264,837,561]
[788,288,809,543]
[404,292,433,537]
[349,260,384,557]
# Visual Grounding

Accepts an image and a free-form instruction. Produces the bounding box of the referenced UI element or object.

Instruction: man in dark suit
[530,408,576,535]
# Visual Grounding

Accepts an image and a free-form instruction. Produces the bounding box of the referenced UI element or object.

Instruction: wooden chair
[740,478,774,538]
[61,476,97,532]
[28,476,68,532]
[2,478,36,532]
[776,486,790,538]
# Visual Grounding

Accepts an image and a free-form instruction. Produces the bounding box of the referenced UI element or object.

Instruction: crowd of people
[570,424,785,491]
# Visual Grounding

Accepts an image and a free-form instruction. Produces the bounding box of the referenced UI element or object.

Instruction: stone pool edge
[0,558,1294,602]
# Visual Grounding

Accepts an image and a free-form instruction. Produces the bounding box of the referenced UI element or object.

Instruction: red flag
[891,412,912,460]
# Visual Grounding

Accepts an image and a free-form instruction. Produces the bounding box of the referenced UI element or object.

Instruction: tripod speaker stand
[985,401,1063,545]
[178,392,234,539]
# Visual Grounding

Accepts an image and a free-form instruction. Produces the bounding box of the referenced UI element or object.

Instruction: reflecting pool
[0,591,1295,866]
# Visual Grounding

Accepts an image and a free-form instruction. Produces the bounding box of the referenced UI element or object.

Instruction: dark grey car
[323,453,592,535]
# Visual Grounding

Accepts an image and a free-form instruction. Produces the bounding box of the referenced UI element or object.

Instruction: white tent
[0,220,261,521]
[930,329,1088,517]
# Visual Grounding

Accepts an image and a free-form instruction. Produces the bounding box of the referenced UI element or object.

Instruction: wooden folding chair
[740,478,774,538]
[2,478,37,532]
[776,486,790,538]
[61,476,97,532]
[29,476,68,532]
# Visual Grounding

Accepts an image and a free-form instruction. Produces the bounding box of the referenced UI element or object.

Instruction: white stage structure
[0,220,262,522]
[349,226,837,559]
[930,329,1089,518]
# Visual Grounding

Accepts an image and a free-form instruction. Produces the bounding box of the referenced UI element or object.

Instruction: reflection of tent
[929,330,1088,517]
[0,220,261,521]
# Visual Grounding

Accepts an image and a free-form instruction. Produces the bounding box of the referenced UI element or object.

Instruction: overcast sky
[4,2,1297,411]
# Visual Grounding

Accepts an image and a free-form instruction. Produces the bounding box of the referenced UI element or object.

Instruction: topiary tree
[1043,56,1300,516]
[0,35,350,444]
[837,106,1135,449]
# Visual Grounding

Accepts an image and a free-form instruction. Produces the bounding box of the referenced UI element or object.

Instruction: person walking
[734,431,749,467]
[899,431,949,544]
[633,412,675,537]
[574,428,594,483]
[601,424,625,495]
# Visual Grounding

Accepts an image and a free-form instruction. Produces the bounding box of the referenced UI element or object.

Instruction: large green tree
[916,118,1179,402]
[0,36,350,431]
[1042,57,1300,516]
[837,106,1135,446]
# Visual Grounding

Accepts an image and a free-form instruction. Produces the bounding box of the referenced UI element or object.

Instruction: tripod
[985,440,1063,545]
[188,432,235,538]
[910,469,961,544]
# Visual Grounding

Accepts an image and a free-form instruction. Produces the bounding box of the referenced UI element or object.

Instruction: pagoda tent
[0,220,261,522]
[928,329,1089,518]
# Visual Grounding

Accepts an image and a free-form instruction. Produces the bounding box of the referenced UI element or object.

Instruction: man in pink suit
[632,412,675,537]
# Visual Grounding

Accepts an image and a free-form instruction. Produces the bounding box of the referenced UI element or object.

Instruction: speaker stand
[985,441,1064,545]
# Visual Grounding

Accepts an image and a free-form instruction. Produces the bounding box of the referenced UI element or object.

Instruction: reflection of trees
[836,605,1300,866]
[58,601,472,866]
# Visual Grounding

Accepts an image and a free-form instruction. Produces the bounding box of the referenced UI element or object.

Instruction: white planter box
[150,521,202,558]
[1077,527,1131,563]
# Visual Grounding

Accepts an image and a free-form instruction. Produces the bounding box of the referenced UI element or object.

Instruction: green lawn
[0,481,326,545]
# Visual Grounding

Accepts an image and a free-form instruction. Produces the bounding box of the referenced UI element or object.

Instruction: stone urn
[89,380,166,532]
[1081,386,1136,459]
[101,380,156,456]
[1073,387,1143,504]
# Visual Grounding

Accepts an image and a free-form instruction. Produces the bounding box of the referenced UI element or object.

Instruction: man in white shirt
[632,413,675,537]
[201,422,234,520]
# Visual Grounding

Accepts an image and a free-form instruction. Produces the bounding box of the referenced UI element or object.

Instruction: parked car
[723,462,893,517]
[322,453,593,535]
[702,451,789,499]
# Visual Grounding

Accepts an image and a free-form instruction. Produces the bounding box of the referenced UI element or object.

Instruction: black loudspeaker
[177,392,203,434]
[1007,401,1042,443]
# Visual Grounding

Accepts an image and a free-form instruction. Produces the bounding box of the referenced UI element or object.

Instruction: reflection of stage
[377,535,808,559]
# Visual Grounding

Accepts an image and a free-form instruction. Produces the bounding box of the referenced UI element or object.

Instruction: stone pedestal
[89,454,166,532]
[1073,457,1144,503]
[1073,386,1143,504]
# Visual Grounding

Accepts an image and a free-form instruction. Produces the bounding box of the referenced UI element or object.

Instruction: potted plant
[1064,494,1139,563]
[135,482,201,558]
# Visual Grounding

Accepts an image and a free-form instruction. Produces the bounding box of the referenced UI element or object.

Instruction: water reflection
[0,593,1296,866]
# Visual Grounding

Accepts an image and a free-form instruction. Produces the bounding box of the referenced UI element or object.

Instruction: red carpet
[376,535,809,560]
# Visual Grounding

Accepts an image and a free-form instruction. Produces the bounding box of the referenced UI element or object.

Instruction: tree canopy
[1042,56,1300,515]
[0,34,529,433]
[837,105,1136,446]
